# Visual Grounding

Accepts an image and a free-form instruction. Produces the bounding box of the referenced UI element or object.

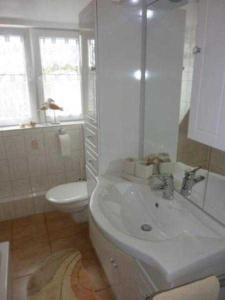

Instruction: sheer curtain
[0,33,31,126]
[39,35,82,121]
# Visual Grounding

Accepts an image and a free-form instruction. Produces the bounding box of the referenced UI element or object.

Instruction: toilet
[46,181,89,223]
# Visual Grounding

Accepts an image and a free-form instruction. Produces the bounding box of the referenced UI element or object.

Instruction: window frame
[0,27,39,126]
[0,27,83,127]
[31,29,83,123]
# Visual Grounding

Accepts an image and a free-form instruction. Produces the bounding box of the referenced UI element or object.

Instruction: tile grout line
[94,286,112,293]
[11,217,32,282]
[11,218,15,250]
[1,212,114,300]
[10,218,13,246]
[43,212,53,254]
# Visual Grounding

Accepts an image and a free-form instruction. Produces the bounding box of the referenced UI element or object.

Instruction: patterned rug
[27,249,98,300]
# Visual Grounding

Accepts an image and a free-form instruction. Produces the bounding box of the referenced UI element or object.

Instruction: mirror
[144,0,225,225]
[144,0,210,208]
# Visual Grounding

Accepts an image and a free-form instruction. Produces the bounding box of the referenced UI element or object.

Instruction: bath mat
[27,249,98,300]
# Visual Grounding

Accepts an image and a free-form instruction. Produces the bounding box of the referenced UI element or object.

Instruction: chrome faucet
[180,167,205,198]
[151,174,174,200]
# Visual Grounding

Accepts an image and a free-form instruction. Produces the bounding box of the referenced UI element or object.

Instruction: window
[38,32,82,121]
[0,28,82,126]
[0,30,32,126]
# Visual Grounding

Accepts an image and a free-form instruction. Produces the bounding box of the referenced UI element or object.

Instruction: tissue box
[123,158,136,175]
[135,161,153,179]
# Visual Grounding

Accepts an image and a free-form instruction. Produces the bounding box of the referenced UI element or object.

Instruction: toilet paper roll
[58,133,71,157]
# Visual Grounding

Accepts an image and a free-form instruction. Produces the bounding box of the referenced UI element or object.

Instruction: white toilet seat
[46,181,88,205]
[46,181,89,223]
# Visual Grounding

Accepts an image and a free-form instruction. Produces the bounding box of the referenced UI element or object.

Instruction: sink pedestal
[90,216,157,300]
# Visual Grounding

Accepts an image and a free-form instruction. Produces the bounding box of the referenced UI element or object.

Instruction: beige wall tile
[0,159,10,181]
[0,133,6,159]
[28,153,47,176]
[65,171,82,183]
[46,153,65,174]
[64,152,81,173]
[9,158,29,180]
[12,179,32,198]
[0,124,85,221]
[43,127,61,155]
[47,172,66,188]
[24,129,45,154]
[4,134,26,159]
[0,181,13,199]
[30,176,49,194]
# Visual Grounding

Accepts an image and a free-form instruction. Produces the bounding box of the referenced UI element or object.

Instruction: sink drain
[141,224,152,232]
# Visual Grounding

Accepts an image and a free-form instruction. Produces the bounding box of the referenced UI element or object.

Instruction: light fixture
[134,70,141,80]
[147,9,154,19]
[133,70,150,80]
[139,9,154,19]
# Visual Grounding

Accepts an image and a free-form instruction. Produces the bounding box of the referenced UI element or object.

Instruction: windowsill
[0,120,84,132]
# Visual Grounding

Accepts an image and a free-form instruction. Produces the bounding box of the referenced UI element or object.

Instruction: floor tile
[13,275,30,300]
[45,211,88,241]
[0,219,12,243]
[82,248,100,265]
[71,261,99,300]
[0,211,112,299]
[12,214,48,250]
[95,288,116,300]
[83,258,110,291]
[50,227,92,255]
[12,240,51,279]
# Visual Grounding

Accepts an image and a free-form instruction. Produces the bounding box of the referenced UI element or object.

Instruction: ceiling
[0,0,92,27]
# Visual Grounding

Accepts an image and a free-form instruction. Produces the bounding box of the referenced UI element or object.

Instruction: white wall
[0,0,91,27]
[78,0,92,14]
[97,0,142,174]
[144,8,185,160]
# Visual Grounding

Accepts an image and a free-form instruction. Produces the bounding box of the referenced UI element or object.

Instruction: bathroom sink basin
[98,182,218,242]
[90,175,225,289]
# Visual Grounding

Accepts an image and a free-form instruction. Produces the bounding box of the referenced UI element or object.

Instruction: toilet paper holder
[58,128,71,157]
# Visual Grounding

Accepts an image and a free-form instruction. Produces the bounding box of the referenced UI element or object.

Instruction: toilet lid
[46,181,88,204]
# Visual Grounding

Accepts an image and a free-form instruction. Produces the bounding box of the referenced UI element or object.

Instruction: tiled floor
[0,211,115,300]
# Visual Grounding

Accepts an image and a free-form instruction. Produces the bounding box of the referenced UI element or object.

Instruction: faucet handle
[151,174,173,190]
[160,174,174,187]
[151,174,174,200]
[185,166,201,177]
[181,166,204,197]
[161,174,174,200]
[190,166,202,173]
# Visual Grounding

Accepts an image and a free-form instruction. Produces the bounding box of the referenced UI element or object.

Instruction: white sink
[90,175,225,289]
